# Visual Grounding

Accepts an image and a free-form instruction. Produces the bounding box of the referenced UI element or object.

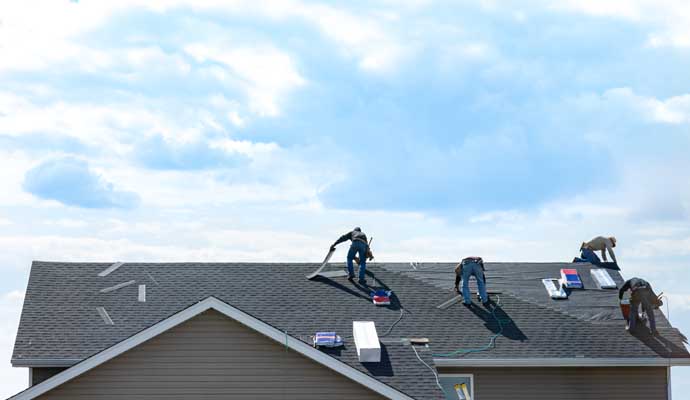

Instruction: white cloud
[574,88,690,125]
[0,289,27,399]
[208,138,278,157]
[185,43,305,116]
[609,88,690,124]
[553,0,690,48]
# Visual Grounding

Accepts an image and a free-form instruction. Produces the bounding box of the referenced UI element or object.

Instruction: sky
[1,0,690,397]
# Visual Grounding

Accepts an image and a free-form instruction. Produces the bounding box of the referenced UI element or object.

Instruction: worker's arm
[331,232,352,249]
[619,281,631,299]
[606,243,617,264]
[601,249,608,262]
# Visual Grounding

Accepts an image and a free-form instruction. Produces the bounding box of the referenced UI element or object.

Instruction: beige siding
[38,310,386,400]
[439,366,667,400]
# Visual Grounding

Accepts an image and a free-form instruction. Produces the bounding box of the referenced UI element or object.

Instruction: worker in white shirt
[582,236,617,264]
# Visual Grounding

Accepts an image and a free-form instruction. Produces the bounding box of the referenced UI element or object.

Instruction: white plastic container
[353,321,381,363]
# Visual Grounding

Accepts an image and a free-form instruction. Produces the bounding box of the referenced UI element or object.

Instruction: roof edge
[434,357,690,368]
[11,359,81,367]
[8,296,414,400]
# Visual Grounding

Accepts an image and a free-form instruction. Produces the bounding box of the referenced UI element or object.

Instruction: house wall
[36,310,386,400]
[31,368,67,386]
[438,366,667,400]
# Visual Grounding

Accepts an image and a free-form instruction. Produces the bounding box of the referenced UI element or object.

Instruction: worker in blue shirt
[454,257,489,306]
[331,227,372,285]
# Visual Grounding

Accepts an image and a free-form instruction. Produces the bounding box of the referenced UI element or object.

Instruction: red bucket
[620,299,631,320]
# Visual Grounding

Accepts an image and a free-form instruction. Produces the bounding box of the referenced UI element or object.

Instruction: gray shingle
[11,261,689,400]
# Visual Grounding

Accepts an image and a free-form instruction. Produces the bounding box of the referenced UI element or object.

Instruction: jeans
[462,261,488,304]
[347,240,368,280]
[580,248,602,266]
[629,289,656,331]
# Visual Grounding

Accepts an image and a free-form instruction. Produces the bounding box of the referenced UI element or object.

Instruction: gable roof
[11,261,690,399]
[9,296,416,400]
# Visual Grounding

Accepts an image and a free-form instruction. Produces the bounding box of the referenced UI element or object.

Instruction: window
[439,374,474,400]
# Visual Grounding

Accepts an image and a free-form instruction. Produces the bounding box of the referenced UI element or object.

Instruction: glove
[329,245,336,252]
[454,286,460,293]
[366,250,374,260]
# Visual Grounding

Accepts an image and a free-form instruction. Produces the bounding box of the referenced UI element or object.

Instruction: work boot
[347,274,355,281]
[358,278,368,285]
[651,329,660,336]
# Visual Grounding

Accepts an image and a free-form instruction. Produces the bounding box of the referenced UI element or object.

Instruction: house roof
[9,297,419,400]
[11,261,690,399]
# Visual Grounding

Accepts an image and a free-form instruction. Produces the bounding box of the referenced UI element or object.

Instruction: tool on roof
[560,268,583,289]
[313,332,344,348]
[353,321,381,362]
[370,289,392,306]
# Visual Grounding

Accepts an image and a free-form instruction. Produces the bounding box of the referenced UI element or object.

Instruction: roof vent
[542,278,567,299]
[591,268,617,289]
[353,321,381,362]
[560,268,583,289]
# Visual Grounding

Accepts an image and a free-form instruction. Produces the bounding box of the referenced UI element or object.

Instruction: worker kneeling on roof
[331,227,372,285]
[574,236,617,266]
[619,277,662,336]
[454,257,489,306]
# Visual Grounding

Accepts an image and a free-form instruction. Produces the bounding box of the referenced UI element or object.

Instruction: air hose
[432,295,509,357]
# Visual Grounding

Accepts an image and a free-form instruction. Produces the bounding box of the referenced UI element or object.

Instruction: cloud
[0,133,89,154]
[23,157,140,209]
[184,43,305,116]
[0,289,26,399]
[599,88,690,124]
[552,0,690,48]
[133,135,249,170]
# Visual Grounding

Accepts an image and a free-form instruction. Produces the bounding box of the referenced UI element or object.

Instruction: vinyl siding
[37,310,386,400]
[438,366,667,400]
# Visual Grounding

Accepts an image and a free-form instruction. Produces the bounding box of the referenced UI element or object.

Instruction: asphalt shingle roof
[12,261,690,399]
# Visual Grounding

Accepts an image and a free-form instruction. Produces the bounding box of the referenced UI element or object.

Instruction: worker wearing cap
[619,277,661,335]
[582,236,618,265]
[454,257,489,306]
[331,227,370,285]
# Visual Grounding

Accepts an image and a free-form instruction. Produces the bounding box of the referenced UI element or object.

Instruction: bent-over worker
[331,227,371,285]
[619,277,661,335]
[582,236,617,265]
[454,257,489,306]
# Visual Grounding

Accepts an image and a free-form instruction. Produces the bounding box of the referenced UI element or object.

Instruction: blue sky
[2,0,690,396]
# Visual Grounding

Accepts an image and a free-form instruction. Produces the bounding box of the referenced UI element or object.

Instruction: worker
[581,236,618,265]
[619,277,661,335]
[331,227,371,285]
[454,257,489,306]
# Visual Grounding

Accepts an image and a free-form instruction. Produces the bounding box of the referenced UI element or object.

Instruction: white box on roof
[353,321,381,363]
[591,268,617,289]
